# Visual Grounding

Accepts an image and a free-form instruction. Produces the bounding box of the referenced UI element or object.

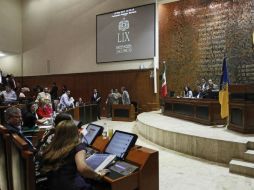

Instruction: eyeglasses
[11,115,22,119]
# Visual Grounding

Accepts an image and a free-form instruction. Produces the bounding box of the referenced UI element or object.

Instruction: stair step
[244,150,254,162]
[229,159,254,177]
[247,141,254,149]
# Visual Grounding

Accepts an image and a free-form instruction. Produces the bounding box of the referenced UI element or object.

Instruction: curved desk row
[0,124,159,190]
[163,97,226,125]
[91,136,159,190]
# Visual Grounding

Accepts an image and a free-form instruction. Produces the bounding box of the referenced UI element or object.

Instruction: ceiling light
[0,52,6,57]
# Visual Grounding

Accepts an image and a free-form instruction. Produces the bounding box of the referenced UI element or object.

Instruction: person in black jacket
[90,89,101,120]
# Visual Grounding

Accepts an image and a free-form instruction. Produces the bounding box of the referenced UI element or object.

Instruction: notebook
[85,130,138,172]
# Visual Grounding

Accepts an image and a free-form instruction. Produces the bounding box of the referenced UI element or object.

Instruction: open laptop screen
[83,124,103,146]
[104,130,138,159]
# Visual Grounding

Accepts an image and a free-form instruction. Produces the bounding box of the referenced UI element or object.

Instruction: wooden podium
[112,104,136,122]
[228,84,254,133]
[66,104,98,124]
[92,136,159,190]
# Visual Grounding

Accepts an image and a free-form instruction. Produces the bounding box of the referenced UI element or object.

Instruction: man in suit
[5,106,36,152]
[6,74,17,90]
[91,89,101,120]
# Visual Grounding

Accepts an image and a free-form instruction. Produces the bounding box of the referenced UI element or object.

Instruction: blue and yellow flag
[219,57,229,119]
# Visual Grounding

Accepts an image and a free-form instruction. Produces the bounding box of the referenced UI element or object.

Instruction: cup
[108,128,113,138]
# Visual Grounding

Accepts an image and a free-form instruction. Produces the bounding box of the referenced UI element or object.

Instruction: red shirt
[36,105,53,119]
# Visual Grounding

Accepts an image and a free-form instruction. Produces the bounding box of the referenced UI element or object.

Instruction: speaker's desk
[92,136,159,190]
[112,104,136,122]
[66,104,98,124]
[163,97,226,125]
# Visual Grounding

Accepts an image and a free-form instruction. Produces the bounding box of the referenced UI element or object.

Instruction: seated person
[35,87,51,104]
[193,86,203,99]
[200,78,208,93]
[205,79,219,99]
[18,87,30,102]
[75,97,84,107]
[207,79,218,92]
[4,106,36,152]
[40,120,109,190]
[36,98,53,119]
[183,86,193,98]
[0,85,17,103]
[36,113,73,159]
[22,102,38,129]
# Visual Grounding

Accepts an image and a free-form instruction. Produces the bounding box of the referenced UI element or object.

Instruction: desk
[66,104,97,124]
[91,136,159,190]
[228,84,254,133]
[112,104,135,122]
[163,97,226,125]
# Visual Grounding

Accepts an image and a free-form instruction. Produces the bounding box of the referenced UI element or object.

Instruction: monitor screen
[83,124,103,145]
[96,3,155,63]
[104,130,138,159]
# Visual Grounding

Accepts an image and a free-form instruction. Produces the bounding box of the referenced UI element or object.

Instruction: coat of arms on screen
[117,18,130,43]
[116,17,132,54]
[118,17,129,31]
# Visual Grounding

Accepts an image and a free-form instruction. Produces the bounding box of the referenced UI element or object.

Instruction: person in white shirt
[0,85,17,103]
[36,87,51,104]
[121,86,131,105]
[183,86,193,98]
[59,90,74,111]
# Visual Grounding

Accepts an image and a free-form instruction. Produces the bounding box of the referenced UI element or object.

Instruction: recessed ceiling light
[0,52,6,57]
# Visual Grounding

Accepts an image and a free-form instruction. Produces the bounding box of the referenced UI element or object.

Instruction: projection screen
[96,3,155,63]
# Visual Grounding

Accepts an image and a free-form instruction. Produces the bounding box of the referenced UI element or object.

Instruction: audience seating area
[0,125,36,190]
[0,124,159,190]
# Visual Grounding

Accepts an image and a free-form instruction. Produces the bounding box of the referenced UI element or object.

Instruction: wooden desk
[228,84,254,133]
[91,136,159,190]
[163,97,226,125]
[112,104,136,122]
[66,104,97,124]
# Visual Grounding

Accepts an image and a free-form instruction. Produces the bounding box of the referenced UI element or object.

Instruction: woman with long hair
[183,86,193,98]
[41,120,107,190]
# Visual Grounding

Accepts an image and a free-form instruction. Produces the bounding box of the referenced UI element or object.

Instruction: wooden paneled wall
[18,69,159,116]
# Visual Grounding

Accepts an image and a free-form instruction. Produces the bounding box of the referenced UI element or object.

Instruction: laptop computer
[85,130,138,173]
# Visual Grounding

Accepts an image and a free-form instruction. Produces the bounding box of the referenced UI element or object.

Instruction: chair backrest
[0,125,9,190]
[4,132,36,190]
